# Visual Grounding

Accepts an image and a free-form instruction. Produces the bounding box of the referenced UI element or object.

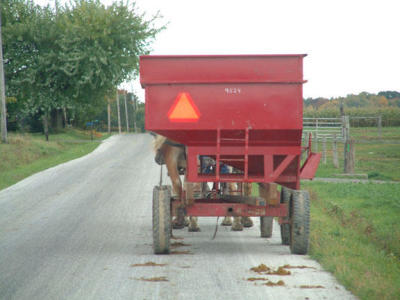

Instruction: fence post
[322,137,327,164]
[378,115,382,138]
[332,134,339,168]
[302,133,309,161]
[344,139,355,174]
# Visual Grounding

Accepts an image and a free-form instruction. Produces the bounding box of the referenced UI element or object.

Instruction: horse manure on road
[134,276,169,282]
[247,277,269,281]
[299,285,325,289]
[130,262,167,267]
[250,264,291,275]
[250,264,271,273]
[282,264,315,269]
[264,280,285,286]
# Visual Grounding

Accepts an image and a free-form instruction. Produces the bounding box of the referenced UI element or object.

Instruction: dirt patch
[171,242,191,248]
[170,250,193,255]
[299,285,325,289]
[134,276,169,282]
[130,262,167,267]
[250,264,291,275]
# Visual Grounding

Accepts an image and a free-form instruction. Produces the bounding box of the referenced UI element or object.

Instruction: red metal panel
[140,55,306,86]
[300,152,321,179]
[145,84,303,134]
[175,202,288,217]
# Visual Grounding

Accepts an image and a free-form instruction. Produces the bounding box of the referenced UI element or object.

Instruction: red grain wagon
[140,55,320,255]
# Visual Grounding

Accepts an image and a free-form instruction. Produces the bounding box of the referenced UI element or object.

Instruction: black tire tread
[280,187,291,245]
[290,190,310,255]
[153,185,171,254]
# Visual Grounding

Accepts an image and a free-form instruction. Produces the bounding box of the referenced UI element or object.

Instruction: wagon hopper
[140,55,321,255]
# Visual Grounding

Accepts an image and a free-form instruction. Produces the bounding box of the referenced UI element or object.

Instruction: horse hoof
[241,217,254,228]
[231,225,243,231]
[221,221,232,226]
[188,227,201,232]
[172,222,185,229]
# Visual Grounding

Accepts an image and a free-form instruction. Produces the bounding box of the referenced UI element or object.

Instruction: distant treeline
[304,91,400,126]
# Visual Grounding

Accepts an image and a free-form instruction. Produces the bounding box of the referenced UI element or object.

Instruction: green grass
[350,126,400,140]
[310,127,400,181]
[303,181,400,300]
[0,129,109,191]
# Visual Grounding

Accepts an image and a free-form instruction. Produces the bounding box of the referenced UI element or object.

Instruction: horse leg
[241,216,254,228]
[241,182,254,228]
[188,217,200,232]
[221,216,232,226]
[231,216,243,231]
[164,146,185,229]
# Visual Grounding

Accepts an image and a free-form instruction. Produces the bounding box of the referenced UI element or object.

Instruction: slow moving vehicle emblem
[167,92,201,122]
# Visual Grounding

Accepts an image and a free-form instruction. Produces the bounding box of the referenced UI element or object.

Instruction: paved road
[0,134,356,300]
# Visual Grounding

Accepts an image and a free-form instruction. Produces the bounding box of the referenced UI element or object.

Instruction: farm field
[311,127,400,181]
[0,129,108,191]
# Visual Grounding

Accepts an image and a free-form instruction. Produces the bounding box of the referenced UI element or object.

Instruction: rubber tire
[260,217,273,237]
[280,187,291,245]
[289,190,310,255]
[152,185,171,254]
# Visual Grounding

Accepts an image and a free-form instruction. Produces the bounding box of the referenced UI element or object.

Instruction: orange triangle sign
[168,92,201,122]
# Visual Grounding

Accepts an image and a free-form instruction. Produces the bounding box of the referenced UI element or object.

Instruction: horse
[153,134,200,232]
[152,133,253,232]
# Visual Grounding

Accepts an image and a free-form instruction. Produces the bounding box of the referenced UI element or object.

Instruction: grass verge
[303,181,400,300]
[0,129,109,191]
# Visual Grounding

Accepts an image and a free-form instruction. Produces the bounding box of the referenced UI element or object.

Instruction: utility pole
[124,90,129,132]
[0,11,8,143]
[116,90,121,134]
[132,94,137,133]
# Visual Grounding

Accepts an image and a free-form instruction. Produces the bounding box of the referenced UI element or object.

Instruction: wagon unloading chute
[140,55,321,255]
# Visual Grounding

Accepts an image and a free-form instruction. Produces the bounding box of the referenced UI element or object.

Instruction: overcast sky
[35,0,400,100]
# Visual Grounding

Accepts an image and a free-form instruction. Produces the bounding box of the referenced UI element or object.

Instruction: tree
[0,9,7,143]
[2,0,163,138]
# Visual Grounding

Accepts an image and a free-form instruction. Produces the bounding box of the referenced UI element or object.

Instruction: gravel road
[0,134,356,300]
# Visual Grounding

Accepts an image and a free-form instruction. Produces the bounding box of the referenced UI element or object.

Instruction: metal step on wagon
[140,55,321,255]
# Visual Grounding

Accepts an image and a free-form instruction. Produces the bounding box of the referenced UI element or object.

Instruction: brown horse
[153,134,200,231]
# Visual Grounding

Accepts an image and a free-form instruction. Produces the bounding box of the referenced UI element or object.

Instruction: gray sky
[35,0,400,100]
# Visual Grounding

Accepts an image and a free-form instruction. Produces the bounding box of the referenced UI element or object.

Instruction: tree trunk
[63,107,68,127]
[116,90,121,134]
[107,101,111,134]
[43,112,49,141]
[0,13,8,144]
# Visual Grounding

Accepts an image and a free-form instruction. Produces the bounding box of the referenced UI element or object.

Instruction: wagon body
[141,55,319,190]
[141,55,320,255]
